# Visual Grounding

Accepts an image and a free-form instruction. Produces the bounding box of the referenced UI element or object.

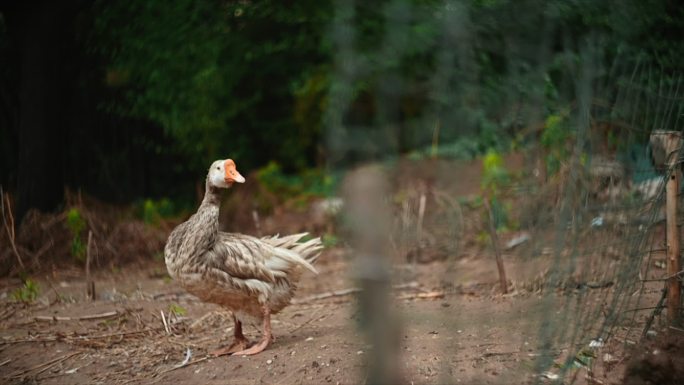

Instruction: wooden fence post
[651,131,682,323]
[483,198,508,294]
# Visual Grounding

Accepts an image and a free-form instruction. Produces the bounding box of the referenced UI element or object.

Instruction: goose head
[208,159,245,188]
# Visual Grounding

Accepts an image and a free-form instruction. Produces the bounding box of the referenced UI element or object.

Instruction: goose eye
[216,167,220,170]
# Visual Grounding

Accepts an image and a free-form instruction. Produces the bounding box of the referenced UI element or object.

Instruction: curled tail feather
[263,233,324,272]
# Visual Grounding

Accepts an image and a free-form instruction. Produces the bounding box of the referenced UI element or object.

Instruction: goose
[165,158,323,356]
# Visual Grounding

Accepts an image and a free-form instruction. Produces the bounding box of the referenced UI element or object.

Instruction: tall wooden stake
[85,231,95,301]
[665,155,681,322]
[484,198,508,294]
[653,131,683,323]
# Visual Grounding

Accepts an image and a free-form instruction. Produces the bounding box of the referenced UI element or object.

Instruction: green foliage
[256,161,337,202]
[322,233,339,248]
[481,150,509,196]
[481,150,511,230]
[138,198,176,225]
[87,0,684,201]
[93,0,332,171]
[541,110,573,175]
[409,136,498,161]
[169,303,187,316]
[66,208,86,262]
[12,279,40,304]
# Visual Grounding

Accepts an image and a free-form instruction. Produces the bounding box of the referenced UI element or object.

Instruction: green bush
[139,198,176,225]
[322,233,339,248]
[66,208,86,262]
[12,279,40,304]
[481,150,510,196]
[541,110,573,175]
[481,150,511,231]
[256,161,338,203]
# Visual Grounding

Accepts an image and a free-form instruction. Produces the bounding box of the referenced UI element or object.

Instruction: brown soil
[1,251,673,385]
[0,253,587,385]
[1,155,680,384]
[622,331,684,385]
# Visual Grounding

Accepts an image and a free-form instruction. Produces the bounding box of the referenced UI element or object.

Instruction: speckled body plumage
[165,178,322,324]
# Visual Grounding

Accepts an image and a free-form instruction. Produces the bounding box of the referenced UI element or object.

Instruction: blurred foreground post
[651,131,682,322]
[343,166,401,384]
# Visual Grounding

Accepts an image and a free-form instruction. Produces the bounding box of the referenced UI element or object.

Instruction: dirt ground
[0,248,672,385]
[1,156,682,384]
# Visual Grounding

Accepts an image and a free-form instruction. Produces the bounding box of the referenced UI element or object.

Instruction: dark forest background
[1,0,682,224]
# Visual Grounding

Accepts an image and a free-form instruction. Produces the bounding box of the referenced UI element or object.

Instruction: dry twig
[161,310,170,335]
[292,281,421,304]
[292,288,361,304]
[34,311,119,322]
[396,291,445,300]
[1,327,163,344]
[7,351,83,379]
[1,187,25,269]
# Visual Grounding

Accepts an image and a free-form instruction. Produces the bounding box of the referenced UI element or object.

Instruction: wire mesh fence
[324,1,684,383]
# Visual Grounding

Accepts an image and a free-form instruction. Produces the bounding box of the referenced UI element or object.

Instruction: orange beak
[224,159,245,184]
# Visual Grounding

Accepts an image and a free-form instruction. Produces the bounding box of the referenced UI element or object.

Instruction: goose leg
[211,314,250,357]
[231,305,272,356]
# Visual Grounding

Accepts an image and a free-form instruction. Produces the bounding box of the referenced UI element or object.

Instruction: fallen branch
[1,327,162,344]
[8,351,82,379]
[292,288,360,304]
[396,291,445,300]
[0,307,16,322]
[34,311,119,322]
[292,282,421,304]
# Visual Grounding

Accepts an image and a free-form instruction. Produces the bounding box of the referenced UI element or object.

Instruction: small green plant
[481,150,510,231]
[140,198,176,225]
[12,279,40,303]
[481,150,509,196]
[541,110,573,175]
[66,208,86,262]
[476,230,490,247]
[322,233,339,248]
[255,162,338,207]
[169,303,187,316]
